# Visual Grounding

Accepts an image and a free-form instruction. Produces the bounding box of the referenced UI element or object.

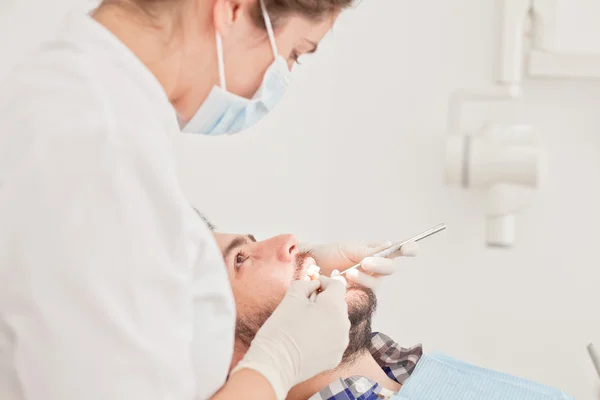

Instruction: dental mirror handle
[339,223,446,276]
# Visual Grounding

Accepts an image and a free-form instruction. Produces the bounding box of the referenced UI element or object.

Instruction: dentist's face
[176,3,339,122]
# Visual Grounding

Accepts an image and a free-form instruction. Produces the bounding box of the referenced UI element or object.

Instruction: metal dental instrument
[587,343,600,378]
[338,223,447,276]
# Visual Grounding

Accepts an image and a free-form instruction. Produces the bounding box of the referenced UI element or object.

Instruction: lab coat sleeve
[4,129,198,400]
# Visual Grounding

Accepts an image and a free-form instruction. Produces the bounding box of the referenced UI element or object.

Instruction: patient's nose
[268,234,299,263]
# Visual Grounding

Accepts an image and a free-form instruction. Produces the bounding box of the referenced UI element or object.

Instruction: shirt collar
[309,332,423,400]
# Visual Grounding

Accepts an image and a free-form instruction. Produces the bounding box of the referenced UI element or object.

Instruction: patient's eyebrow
[222,234,256,260]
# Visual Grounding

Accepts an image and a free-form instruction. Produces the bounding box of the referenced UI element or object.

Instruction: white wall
[555,0,600,53]
[2,0,599,398]
[176,1,600,398]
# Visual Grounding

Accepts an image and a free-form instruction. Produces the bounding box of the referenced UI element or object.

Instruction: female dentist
[0,0,417,399]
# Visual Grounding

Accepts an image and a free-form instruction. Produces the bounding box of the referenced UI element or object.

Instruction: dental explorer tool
[338,223,447,276]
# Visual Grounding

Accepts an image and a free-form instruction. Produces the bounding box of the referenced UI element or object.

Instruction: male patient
[214,232,423,400]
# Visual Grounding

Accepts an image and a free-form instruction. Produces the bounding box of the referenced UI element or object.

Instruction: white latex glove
[305,241,420,290]
[230,276,350,400]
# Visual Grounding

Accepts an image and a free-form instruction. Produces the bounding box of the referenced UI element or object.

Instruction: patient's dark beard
[236,251,313,348]
[235,266,377,368]
[339,284,377,367]
[235,300,278,349]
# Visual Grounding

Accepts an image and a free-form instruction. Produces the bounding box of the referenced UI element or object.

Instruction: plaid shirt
[309,332,423,400]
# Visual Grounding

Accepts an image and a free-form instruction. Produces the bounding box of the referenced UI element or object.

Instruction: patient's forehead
[213,232,235,249]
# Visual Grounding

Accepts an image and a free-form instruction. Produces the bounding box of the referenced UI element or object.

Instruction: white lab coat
[0,10,235,400]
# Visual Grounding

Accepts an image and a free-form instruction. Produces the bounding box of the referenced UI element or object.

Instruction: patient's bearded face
[214,232,377,365]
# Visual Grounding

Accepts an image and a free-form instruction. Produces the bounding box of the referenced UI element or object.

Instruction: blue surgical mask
[182,0,291,135]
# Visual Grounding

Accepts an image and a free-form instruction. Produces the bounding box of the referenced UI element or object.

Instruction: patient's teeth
[306,264,321,280]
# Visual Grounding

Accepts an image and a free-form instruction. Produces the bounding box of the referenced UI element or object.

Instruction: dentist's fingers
[329,270,347,287]
[287,280,321,300]
[346,269,382,290]
[360,257,396,276]
[389,241,420,258]
[315,275,347,306]
[350,241,393,261]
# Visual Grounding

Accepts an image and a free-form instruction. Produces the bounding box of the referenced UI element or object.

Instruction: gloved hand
[304,241,419,290]
[230,276,350,400]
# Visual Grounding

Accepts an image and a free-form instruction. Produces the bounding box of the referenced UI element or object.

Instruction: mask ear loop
[215,32,227,90]
[259,0,279,58]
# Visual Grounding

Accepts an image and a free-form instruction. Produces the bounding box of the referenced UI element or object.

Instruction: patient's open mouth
[294,252,317,280]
